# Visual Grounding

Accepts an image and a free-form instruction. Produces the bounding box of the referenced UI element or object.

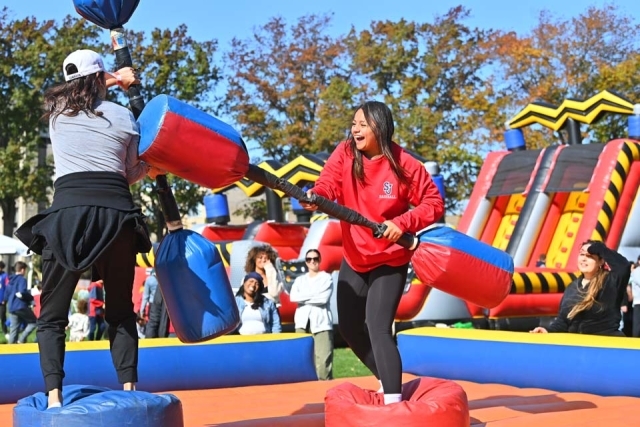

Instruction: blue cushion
[13,385,183,427]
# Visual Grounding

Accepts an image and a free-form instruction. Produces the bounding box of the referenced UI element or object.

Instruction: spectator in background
[88,280,106,341]
[145,287,172,338]
[31,280,43,318]
[139,269,158,319]
[234,272,281,335]
[629,261,640,337]
[68,299,90,342]
[0,261,8,339]
[5,262,37,344]
[289,249,334,380]
[243,245,283,305]
[531,241,630,336]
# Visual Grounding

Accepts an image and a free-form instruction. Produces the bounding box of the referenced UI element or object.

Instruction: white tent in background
[0,235,31,256]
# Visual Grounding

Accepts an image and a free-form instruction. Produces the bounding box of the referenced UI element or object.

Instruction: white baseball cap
[62,49,105,82]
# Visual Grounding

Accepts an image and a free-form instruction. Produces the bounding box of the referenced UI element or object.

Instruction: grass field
[333,347,371,378]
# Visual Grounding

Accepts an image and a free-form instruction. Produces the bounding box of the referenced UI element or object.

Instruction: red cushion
[325,377,469,427]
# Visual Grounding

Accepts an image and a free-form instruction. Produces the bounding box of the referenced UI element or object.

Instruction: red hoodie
[312,141,444,272]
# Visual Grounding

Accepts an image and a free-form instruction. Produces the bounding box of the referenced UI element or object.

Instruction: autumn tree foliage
[345,7,506,210]
[3,4,640,224]
[491,4,640,147]
[224,14,355,161]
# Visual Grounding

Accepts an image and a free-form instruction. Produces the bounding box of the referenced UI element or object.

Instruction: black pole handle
[245,164,418,250]
[155,175,183,231]
[113,43,145,117]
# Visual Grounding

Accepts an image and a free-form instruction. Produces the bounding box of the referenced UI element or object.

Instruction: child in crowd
[68,299,90,342]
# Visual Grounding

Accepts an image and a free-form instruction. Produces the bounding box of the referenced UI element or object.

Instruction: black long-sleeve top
[547,245,631,336]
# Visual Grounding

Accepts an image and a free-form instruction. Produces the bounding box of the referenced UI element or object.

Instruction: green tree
[345,7,504,211]
[0,11,221,239]
[234,198,267,222]
[224,14,353,162]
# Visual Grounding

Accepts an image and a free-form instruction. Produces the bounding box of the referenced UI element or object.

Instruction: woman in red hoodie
[301,101,444,405]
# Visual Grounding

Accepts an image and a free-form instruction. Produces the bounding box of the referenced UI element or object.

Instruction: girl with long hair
[243,244,283,304]
[15,49,163,408]
[531,240,631,336]
[301,101,444,404]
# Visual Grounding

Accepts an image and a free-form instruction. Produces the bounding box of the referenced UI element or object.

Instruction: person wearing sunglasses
[289,249,334,380]
[300,101,444,404]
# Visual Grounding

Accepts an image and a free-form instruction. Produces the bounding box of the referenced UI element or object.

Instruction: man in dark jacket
[145,288,171,338]
[4,262,37,343]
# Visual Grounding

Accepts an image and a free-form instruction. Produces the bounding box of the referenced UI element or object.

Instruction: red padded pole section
[139,112,250,189]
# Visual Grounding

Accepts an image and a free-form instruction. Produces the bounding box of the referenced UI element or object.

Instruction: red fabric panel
[132,266,148,313]
[140,112,249,189]
[489,292,562,317]
[253,223,308,261]
[395,283,431,321]
[201,225,247,242]
[325,377,469,427]
[411,243,511,309]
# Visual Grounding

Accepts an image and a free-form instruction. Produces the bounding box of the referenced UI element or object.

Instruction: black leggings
[37,224,138,392]
[337,260,408,394]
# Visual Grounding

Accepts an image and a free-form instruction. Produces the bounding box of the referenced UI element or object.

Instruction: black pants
[0,303,7,334]
[337,260,408,394]
[633,305,640,338]
[37,224,138,392]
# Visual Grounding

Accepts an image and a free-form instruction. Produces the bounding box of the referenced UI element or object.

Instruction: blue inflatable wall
[0,334,316,404]
[399,327,640,397]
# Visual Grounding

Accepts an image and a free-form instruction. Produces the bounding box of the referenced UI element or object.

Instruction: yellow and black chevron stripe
[214,241,233,267]
[213,159,283,197]
[511,271,578,294]
[310,212,329,222]
[509,90,635,131]
[211,154,326,196]
[136,249,155,268]
[591,141,640,241]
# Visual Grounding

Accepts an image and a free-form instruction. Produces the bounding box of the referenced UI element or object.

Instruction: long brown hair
[244,244,278,273]
[567,240,608,319]
[42,69,106,125]
[347,101,409,186]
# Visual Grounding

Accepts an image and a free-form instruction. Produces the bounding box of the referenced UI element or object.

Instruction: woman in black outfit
[531,240,631,336]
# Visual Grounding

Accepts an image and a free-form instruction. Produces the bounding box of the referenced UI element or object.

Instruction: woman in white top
[234,272,281,335]
[289,249,334,380]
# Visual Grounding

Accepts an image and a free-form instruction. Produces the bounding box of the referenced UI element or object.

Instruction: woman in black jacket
[531,240,631,336]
